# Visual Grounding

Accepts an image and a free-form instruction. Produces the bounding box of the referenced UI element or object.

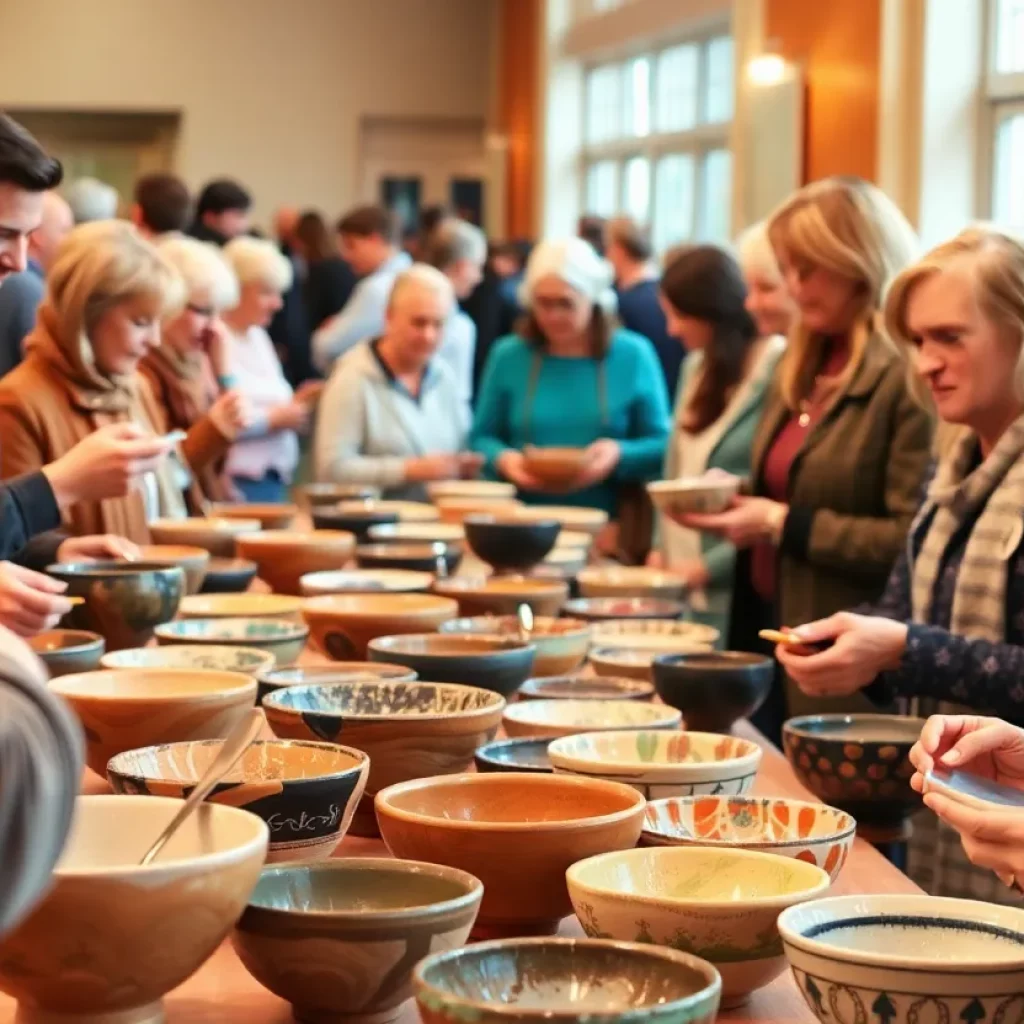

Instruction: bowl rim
[502,700,682,730]
[138,543,212,561]
[563,597,686,618]
[50,667,258,702]
[236,528,356,546]
[99,644,277,673]
[150,516,262,532]
[368,522,466,541]
[577,566,687,585]
[518,674,655,699]
[179,593,303,614]
[641,795,857,849]
[778,893,1024,971]
[29,629,105,655]
[242,856,483,922]
[650,650,773,669]
[433,575,570,598]
[204,557,259,573]
[647,476,740,493]
[262,679,507,721]
[299,568,436,591]
[210,501,300,516]
[412,937,722,1020]
[45,560,187,579]
[782,712,928,743]
[591,618,721,642]
[567,845,832,909]
[473,736,554,769]
[590,644,712,665]
[301,592,458,615]
[259,662,417,685]
[463,512,562,530]
[376,771,646,831]
[439,615,591,640]
[355,541,450,557]
[368,633,536,659]
[154,617,310,642]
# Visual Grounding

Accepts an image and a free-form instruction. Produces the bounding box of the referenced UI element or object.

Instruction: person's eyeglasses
[533,296,576,312]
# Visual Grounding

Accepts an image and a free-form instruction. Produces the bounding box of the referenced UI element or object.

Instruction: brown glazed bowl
[433,575,569,618]
[301,593,459,660]
[298,482,381,508]
[28,629,105,678]
[137,544,211,595]
[376,773,646,939]
[439,615,591,677]
[210,502,299,529]
[256,662,418,704]
[199,557,259,594]
[149,516,262,558]
[522,446,591,487]
[235,529,357,596]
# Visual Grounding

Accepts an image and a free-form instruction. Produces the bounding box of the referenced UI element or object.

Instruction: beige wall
[0,0,495,225]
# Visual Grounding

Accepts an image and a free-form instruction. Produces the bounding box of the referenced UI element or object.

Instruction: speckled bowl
[502,698,681,740]
[473,737,554,774]
[155,617,309,667]
[149,516,262,558]
[138,544,211,595]
[518,675,655,702]
[28,629,105,678]
[256,662,418,704]
[178,592,302,622]
[439,615,590,677]
[100,644,276,679]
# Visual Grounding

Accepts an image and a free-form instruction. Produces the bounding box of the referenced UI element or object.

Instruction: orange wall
[766,0,882,183]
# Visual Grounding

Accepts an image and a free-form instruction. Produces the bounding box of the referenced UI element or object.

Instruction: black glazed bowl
[199,557,259,594]
[355,542,462,575]
[474,737,554,774]
[651,651,773,733]
[312,507,399,540]
[463,514,560,573]
[562,597,686,622]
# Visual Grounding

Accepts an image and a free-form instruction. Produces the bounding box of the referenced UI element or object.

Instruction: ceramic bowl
[555,529,593,552]
[427,480,516,501]
[302,592,459,660]
[522,445,591,487]
[542,546,588,575]
[108,739,368,862]
[154,617,309,667]
[199,557,258,593]
[653,651,774,733]
[0,795,267,1024]
[433,575,569,617]
[376,773,646,938]
[414,937,722,1024]
[47,560,185,652]
[782,714,926,832]
[647,476,742,516]
[578,566,687,601]
[235,859,482,1024]
[778,893,1024,1024]
[474,737,554,774]
[641,796,856,881]
[512,505,609,536]
[463,514,561,572]
[590,618,721,651]
[298,482,381,508]
[210,501,299,529]
[256,662,418,703]
[300,567,435,597]
[519,674,655,701]
[49,668,257,776]
[368,521,466,546]
[28,629,104,677]
[568,845,831,1007]
[264,680,505,837]
[563,597,686,622]
[100,644,276,678]
[137,544,210,595]
[368,634,536,698]
[178,592,303,621]
[235,529,357,595]
[436,496,524,524]
[439,615,591,677]
[355,541,462,575]
[590,646,710,683]
[149,516,262,557]
[502,698,681,739]
[549,729,762,800]
[312,504,399,538]
[339,498,438,523]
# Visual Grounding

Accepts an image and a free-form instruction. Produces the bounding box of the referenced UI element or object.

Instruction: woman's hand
[295,380,326,406]
[56,535,141,564]
[457,451,486,479]
[0,562,71,636]
[775,612,908,697]
[569,439,621,490]
[268,400,311,434]
[208,389,253,440]
[495,451,546,491]
[405,453,463,482]
[910,715,1024,794]
[678,496,787,548]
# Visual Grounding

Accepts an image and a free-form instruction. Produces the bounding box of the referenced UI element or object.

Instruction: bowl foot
[470,916,561,940]
[16,1001,164,1024]
[348,797,381,839]
[294,1008,401,1024]
[719,992,751,1011]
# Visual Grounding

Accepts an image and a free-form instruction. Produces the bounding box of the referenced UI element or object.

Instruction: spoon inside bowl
[138,708,264,866]
[517,602,534,645]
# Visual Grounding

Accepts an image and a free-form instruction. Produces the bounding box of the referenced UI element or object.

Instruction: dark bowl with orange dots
[782,714,925,832]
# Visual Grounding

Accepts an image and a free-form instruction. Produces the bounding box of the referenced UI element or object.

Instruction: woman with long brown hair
[293,210,356,332]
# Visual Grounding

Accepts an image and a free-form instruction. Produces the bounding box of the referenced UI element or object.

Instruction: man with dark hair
[189,178,252,246]
[132,173,192,238]
[311,204,411,373]
[605,216,681,400]
[578,214,607,256]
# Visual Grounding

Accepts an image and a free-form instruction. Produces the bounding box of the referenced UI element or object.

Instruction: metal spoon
[139,708,264,866]
[517,602,534,646]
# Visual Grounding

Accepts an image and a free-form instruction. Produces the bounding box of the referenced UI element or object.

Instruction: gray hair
[64,177,119,224]
[734,220,782,285]
[425,218,487,270]
[388,263,455,312]
[223,236,293,293]
[158,236,240,312]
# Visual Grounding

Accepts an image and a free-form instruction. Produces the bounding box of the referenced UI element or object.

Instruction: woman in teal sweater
[470,238,670,518]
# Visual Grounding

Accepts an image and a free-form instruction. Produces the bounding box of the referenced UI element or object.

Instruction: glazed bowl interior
[441,615,588,640]
[51,668,256,702]
[784,713,926,746]
[550,730,761,770]
[302,592,456,617]
[564,597,686,621]
[100,644,276,676]
[368,522,466,544]
[474,738,554,773]
[519,675,655,701]
[29,629,103,655]
[300,569,434,594]
[179,593,302,618]
[369,634,531,658]
[504,699,681,732]
[259,664,417,690]
[156,617,306,642]
[263,680,504,719]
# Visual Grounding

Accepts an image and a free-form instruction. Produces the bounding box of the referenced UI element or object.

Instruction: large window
[987,0,1024,227]
[581,32,734,250]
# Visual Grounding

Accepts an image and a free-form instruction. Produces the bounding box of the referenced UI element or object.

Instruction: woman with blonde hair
[0,221,229,542]
[680,177,933,742]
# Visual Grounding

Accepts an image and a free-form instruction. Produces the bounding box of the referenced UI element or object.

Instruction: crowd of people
[5,109,1024,899]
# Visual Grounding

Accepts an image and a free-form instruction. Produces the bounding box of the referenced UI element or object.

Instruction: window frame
[982,0,1024,221]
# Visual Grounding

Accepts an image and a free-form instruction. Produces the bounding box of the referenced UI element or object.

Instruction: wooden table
[0,648,923,1024]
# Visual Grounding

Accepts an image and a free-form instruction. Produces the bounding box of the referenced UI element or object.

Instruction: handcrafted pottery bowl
[149,516,261,558]
[155,617,309,667]
[100,643,276,679]
[436,496,524,524]
[463,514,560,572]
[50,668,257,776]
[178,592,302,621]
[256,662,418,704]
[235,529,357,595]
[355,541,462,575]
[312,504,399,538]
[48,560,185,652]
[542,546,588,575]
[302,593,459,660]
[339,498,438,523]
[578,566,687,601]
[28,629,104,677]
[502,698,681,739]
[368,634,536,698]
[568,845,831,1007]
[555,529,594,553]
[590,618,721,651]
[439,615,590,677]
[647,476,742,516]
[368,521,466,546]
[779,893,1024,1024]
[519,674,655,701]
[474,737,554,774]
[563,596,686,622]
[300,568,435,597]
[137,544,210,595]
[642,796,856,881]
[426,480,516,501]
[210,501,298,529]
[298,482,381,508]
[522,445,591,487]
[782,714,926,832]
[0,795,267,1024]
[512,505,609,536]
[108,739,368,862]
[199,557,258,593]
[376,773,646,938]
[653,651,774,732]
[549,729,762,799]
[264,680,505,836]
[589,646,710,683]
[433,575,569,617]
[234,859,483,1024]
[414,937,722,1024]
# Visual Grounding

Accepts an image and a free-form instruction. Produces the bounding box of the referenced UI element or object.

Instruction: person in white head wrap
[469,237,671,539]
